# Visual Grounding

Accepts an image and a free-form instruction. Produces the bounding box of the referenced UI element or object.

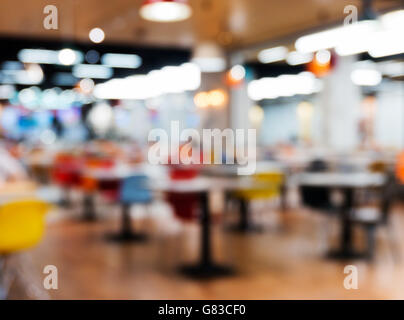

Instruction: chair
[299,184,338,253]
[235,171,284,200]
[52,154,81,207]
[299,185,334,212]
[97,178,121,203]
[108,175,153,242]
[78,156,117,221]
[350,173,397,260]
[0,200,49,298]
[306,158,329,172]
[166,192,201,222]
[230,171,284,231]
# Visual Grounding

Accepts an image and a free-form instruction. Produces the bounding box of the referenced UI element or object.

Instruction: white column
[315,56,361,151]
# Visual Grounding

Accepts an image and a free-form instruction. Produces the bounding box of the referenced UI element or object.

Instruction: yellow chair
[235,171,284,200]
[0,200,49,254]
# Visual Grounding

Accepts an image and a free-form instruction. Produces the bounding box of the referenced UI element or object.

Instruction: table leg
[180,192,234,278]
[280,182,287,212]
[327,188,367,260]
[82,193,97,222]
[107,204,147,242]
[227,198,263,233]
[60,187,72,208]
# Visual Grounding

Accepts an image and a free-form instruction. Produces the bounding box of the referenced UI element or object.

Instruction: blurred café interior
[0,0,404,299]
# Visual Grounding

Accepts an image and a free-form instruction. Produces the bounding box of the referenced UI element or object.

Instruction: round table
[295,172,386,260]
[151,176,273,278]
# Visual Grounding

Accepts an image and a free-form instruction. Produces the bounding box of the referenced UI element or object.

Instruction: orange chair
[396,152,404,184]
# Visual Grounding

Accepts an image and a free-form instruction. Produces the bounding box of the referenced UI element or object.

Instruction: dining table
[294,171,386,260]
[150,175,275,278]
[85,164,278,278]
[202,162,288,232]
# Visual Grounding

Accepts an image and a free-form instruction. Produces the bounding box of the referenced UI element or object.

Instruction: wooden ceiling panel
[0,0,402,48]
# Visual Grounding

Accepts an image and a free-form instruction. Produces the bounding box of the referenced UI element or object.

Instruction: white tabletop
[150,176,276,193]
[294,172,386,188]
[202,161,285,177]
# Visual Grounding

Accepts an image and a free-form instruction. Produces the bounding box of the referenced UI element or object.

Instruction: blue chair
[107,175,153,242]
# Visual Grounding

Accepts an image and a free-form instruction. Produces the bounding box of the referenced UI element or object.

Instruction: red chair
[165,192,200,222]
[52,153,82,207]
[52,154,82,188]
[97,178,121,202]
[169,166,199,180]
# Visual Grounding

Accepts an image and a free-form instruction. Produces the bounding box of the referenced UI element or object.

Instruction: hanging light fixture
[140,0,192,23]
[295,0,379,55]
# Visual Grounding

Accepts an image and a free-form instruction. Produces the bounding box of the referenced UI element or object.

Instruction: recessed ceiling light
[58,49,77,65]
[89,28,105,43]
[258,46,288,64]
[351,69,382,86]
[140,0,192,23]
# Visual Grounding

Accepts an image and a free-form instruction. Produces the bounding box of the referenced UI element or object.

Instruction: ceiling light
[351,69,382,86]
[140,0,192,23]
[101,53,142,69]
[380,9,404,30]
[94,63,200,100]
[18,49,82,65]
[58,49,79,65]
[248,72,322,101]
[89,28,105,43]
[295,20,379,53]
[79,78,95,94]
[315,50,331,65]
[257,46,288,64]
[286,51,313,65]
[368,30,404,58]
[229,65,246,81]
[73,65,113,79]
[18,49,59,64]
[85,50,100,64]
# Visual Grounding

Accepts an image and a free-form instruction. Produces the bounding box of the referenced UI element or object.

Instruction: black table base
[106,204,148,243]
[226,223,264,233]
[179,263,234,279]
[326,249,369,261]
[81,193,97,222]
[178,191,234,279]
[106,231,148,243]
[59,187,73,208]
[227,198,263,233]
[326,187,371,261]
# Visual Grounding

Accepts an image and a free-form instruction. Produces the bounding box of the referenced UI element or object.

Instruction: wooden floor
[8,197,404,300]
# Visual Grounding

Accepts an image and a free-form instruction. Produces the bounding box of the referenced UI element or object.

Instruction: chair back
[98,178,121,202]
[120,175,152,204]
[306,159,328,172]
[236,171,284,200]
[0,200,49,254]
[52,154,81,187]
[300,185,333,211]
[368,161,387,173]
[166,192,200,222]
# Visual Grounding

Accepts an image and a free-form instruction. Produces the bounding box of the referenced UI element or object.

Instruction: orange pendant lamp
[140,0,192,22]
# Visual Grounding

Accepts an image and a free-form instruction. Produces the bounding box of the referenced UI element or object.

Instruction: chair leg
[0,256,18,300]
[0,257,7,300]
[386,220,401,263]
[365,225,377,260]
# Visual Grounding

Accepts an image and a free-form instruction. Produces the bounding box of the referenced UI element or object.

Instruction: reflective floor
[9,195,404,300]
